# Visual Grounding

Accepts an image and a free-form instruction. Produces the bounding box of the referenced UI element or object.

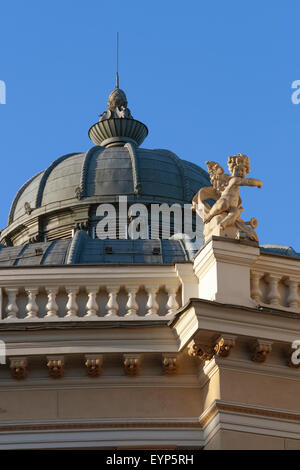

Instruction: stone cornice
[0,265,180,283]
[200,399,300,445]
[200,356,300,385]
[0,417,202,433]
[171,299,300,351]
[0,320,170,331]
[0,402,299,432]
[200,399,300,428]
[254,254,300,280]
[171,297,300,324]
[4,340,179,356]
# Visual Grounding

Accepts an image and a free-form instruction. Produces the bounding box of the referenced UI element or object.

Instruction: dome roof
[0,232,200,267]
[1,85,210,254]
[8,145,210,225]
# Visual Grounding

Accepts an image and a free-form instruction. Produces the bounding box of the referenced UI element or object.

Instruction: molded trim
[79,146,103,198]
[35,153,82,208]
[8,171,44,224]
[125,143,141,195]
[66,230,89,265]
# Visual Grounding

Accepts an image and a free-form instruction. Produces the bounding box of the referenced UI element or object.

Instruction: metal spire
[116,32,119,89]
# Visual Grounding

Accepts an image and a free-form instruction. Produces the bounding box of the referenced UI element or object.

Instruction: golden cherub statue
[193,154,262,243]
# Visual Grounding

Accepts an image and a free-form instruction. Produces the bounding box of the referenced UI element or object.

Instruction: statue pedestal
[193,236,260,307]
[204,215,238,240]
[204,214,259,243]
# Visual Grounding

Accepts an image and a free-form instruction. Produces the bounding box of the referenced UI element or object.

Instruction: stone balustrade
[250,253,300,311]
[2,246,299,323]
[0,264,185,322]
[0,283,181,322]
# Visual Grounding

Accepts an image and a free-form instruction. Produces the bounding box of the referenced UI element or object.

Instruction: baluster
[166,286,179,316]
[5,288,19,320]
[45,287,59,318]
[286,278,299,308]
[125,287,138,316]
[65,286,79,318]
[250,271,262,303]
[25,288,39,318]
[266,275,281,306]
[146,286,159,316]
[105,286,119,317]
[85,286,99,317]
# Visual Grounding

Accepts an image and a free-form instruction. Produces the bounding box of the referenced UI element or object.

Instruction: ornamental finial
[99,87,133,121]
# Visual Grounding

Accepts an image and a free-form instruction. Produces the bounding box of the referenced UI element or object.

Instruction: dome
[8,145,209,225]
[0,85,211,260]
[0,233,200,267]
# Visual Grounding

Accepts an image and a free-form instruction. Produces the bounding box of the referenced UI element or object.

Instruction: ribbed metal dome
[7,145,210,224]
[0,85,210,251]
[0,234,201,267]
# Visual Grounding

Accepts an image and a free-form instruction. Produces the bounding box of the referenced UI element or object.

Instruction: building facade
[0,87,299,450]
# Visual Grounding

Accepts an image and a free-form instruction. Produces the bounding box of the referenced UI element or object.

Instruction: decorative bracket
[188,340,214,361]
[123,354,141,376]
[214,335,236,358]
[47,355,65,378]
[9,357,28,380]
[85,354,103,377]
[251,339,272,363]
[162,354,178,375]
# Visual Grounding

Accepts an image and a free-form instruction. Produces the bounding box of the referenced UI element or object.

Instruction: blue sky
[0,0,299,249]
